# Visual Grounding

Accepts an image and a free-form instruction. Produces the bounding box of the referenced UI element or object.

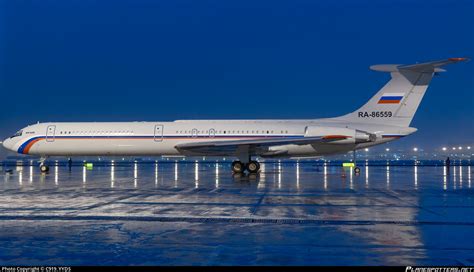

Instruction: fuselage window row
[54,129,289,137]
[58,131,134,135]
[173,129,284,136]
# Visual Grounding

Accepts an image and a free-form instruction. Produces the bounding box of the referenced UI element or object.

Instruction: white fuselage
[2,119,416,158]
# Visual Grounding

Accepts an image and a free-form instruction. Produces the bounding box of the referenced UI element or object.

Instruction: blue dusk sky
[1,0,473,149]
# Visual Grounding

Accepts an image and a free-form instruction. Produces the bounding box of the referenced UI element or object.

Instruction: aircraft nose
[2,138,14,151]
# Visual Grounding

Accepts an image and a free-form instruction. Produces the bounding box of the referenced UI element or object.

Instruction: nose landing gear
[39,156,49,173]
[40,164,50,173]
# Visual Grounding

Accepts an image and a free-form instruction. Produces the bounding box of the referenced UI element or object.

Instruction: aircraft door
[154,125,164,142]
[209,128,216,138]
[46,125,56,142]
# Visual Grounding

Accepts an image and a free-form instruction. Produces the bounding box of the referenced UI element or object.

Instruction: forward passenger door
[46,125,56,142]
[154,125,164,142]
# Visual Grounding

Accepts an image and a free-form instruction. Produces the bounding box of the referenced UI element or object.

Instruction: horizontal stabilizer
[370,57,468,73]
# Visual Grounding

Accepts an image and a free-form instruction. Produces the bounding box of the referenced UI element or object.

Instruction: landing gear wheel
[354,167,361,174]
[246,161,260,173]
[40,165,49,173]
[232,161,244,173]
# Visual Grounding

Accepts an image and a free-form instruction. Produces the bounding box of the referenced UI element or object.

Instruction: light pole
[413,147,418,164]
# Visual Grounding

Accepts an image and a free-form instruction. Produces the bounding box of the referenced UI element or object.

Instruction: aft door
[46,125,56,142]
[154,125,164,142]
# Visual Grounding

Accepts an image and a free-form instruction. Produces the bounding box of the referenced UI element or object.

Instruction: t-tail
[336,58,469,127]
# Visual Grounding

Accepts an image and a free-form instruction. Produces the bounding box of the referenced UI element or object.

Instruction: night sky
[1,0,473,150]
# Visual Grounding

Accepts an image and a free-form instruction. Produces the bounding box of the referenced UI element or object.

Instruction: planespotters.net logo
[406,267,474,272]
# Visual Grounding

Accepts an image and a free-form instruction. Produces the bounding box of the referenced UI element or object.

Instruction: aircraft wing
[174,135,349,155]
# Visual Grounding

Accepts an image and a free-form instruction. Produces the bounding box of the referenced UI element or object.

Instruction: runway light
[468,146,471,150]
[452,147,456,150]
[458,146,462,150]
[385,148,390,152]
[413,147,418,152]
[442,147,447,151]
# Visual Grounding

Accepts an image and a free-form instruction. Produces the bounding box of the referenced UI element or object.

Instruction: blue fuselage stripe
[17,135,305,153]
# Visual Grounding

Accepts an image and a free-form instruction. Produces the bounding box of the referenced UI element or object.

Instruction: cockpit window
[10,130,23,138]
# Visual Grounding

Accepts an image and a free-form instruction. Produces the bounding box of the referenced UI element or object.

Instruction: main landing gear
[232,160,260,174]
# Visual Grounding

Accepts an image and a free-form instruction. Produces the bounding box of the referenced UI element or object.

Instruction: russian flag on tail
[378,93,404,104]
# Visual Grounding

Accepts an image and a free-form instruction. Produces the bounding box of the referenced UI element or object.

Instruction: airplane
[1,58,468,174]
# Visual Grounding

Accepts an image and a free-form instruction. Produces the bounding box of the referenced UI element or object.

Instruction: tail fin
[336,58,468,127]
